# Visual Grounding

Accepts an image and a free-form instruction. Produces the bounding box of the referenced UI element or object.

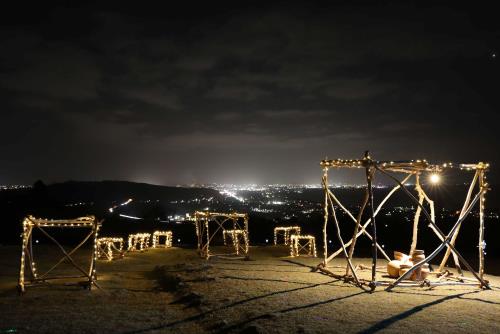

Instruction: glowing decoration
[290,234,317,257]
[127,233,151,252]
[152,231,173,248]
[18,215,102,293]
[429,173,440,184]
[273,226,301,245]
[318,151,490,291]
[194,211,249,259]
[222,229,249,255]
[96,237,124,260]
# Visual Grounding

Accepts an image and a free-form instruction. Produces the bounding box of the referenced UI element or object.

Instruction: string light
[96,237,124,260]
[222,229,249,255]
[127,233,151,252]
[320,158,437,172]
[152,231,173,248]
[290,234,317,257]
[274,226,301,245]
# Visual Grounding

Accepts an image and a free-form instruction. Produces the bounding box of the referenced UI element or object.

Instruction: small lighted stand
[128,233,151,252]
[290,235,317,257]
[223,229,249,256]
[152,231,173,248]
[18,215,102,294]
[274,226,301,245]
[97,237,124,260]
[194,211,250,259]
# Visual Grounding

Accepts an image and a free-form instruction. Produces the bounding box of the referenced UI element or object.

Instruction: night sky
[1,1,499,185]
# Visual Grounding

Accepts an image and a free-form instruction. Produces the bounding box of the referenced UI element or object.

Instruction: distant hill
[0,181,223,244]
[46,180,221,203]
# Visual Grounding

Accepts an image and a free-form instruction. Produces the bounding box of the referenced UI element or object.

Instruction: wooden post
[88,220,100,288]
[479,168,486,282]
[322,168,329,266]
[18,220,30,293]
[364,151,378,290]
[326,192,365,289]
[205,218,210,259]
[346,179,369,276]
[438,171,478,272]
[410,173,424,256]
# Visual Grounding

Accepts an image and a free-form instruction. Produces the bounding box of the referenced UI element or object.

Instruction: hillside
[0,181,222,244]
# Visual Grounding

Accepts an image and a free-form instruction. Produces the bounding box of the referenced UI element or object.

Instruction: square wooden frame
[317,151,490,291]
[18,215,101,293]
[194,211,249,259]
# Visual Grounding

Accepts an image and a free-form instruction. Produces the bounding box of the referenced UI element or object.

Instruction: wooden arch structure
[317,151,490,291]
[18,215,102,293]
[194,211,249,259]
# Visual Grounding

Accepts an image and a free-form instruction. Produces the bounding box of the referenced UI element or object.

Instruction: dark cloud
[0,1,499,185]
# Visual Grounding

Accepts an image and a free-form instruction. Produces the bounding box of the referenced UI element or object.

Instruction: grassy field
[1,245,499,333]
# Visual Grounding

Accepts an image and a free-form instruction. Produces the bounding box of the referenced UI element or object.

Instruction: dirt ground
[1,245,499,333]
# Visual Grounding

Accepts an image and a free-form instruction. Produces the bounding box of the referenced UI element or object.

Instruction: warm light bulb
[429,173,441,184]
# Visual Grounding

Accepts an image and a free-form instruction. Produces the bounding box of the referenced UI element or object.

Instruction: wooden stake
[346,183,369,276]
[364,151,378,290]
[479,169,486,282]
[438,170,478,272]
[409,173,423,256]
[323,178,367,290]
[322,168,329,266]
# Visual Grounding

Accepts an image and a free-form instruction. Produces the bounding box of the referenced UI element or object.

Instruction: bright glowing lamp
[429,173,441,184]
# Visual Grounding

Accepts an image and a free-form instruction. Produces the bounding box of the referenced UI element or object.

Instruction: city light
[119,214,143,220]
